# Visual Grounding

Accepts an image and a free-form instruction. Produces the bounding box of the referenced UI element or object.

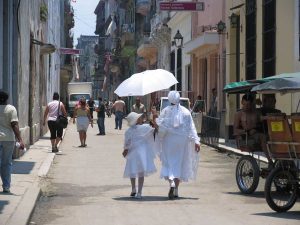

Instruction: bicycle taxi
[252,75,300,212]
[224,73,300,212]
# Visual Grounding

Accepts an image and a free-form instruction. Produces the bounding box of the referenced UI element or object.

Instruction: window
[246,0,256,80]
[187,64,191,91]
[263,0,276,77]
[177,48,182,91]
[170,51,175,90]
[299,0,300,60]
[0,0,3,89]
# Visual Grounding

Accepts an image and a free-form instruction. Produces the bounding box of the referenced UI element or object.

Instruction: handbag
[56,101,68,128]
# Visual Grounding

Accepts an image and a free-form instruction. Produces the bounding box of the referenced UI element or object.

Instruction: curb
[6,128,67,225]
[6,183,40,225]
[215,143,268,163]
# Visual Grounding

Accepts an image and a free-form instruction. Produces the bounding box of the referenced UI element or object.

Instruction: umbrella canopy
[223,80,259,94]
[114,69,178,97]
[251,77,300,94]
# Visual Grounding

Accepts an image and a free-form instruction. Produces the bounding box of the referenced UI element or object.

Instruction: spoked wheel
[265,167,298,212]
[236,155,260,194]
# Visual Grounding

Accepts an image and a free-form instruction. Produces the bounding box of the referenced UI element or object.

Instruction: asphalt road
[29,117,300,225]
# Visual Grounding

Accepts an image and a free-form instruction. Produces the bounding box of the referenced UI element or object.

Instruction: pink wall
[192,0,225,39]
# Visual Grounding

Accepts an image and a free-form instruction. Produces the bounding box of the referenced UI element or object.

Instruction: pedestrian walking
[131,97,146,119]
[87,97,95,120]
[122,112,157,199]
[208,88,217,117]
[73,97,93,147]
[112,96,126,130]
[43,92,68,153]
[0,90,25,193]
[96,97,106,135]
[152,91,200,199]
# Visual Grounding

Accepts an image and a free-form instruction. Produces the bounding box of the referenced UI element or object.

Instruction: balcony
[137,36,157,65]
[120,23,135,46]
[136,0,151,16]
[150,13,171,44]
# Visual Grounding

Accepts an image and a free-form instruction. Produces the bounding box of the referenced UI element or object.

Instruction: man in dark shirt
[258,94,281,134]
[88,97,95,120]
[96,97,106,135]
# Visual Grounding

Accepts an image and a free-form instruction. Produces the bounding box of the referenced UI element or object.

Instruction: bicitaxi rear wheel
[264,167,298,212]
[236,155,260,194]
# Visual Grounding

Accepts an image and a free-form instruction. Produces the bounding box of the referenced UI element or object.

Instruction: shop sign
[159,2,204,11]
[59,48,83,55]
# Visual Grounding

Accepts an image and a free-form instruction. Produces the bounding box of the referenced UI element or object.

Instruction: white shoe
[135,193,142,199]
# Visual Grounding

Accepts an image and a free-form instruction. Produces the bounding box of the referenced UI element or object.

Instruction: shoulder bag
[56,101,68,129]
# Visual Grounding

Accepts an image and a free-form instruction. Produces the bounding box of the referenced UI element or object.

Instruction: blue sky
[71,0,99,45]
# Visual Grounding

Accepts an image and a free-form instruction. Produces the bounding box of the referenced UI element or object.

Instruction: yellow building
[225,0,300,139]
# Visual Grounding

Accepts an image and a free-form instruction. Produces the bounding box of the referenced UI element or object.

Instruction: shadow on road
[225,191,265,199]
[253,211,300,220]
[12,161,35,174]
[0,200,9,214]
[113,196,199,202]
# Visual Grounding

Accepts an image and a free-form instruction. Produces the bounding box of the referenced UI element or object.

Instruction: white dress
[123,124,157,178]
[156,104,200,182]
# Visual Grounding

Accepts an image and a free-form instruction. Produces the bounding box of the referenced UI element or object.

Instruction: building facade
[76,35,99,85]
[0,0,73,155]
[225,0,300,139]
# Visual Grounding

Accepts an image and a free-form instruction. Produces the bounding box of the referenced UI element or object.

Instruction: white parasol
[114,69,178,97]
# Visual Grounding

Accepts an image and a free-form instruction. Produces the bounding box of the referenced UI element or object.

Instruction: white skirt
[123,144,156,178]
[76,116,89,132]
[160,133,199,182]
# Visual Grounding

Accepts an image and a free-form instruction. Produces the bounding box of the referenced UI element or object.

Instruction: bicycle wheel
[265,167,298,212]
[236,155,260,194]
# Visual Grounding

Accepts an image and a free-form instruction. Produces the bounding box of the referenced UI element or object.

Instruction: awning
[184,32,219,54]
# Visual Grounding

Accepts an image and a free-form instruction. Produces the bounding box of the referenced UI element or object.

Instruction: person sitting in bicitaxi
[234,94,273,169]
[122,112,157,199]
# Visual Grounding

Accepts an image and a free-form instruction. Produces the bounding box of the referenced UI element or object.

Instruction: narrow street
[29,117,300,225]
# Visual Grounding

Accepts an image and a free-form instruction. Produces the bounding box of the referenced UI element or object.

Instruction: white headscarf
[168,91,180,105]
[167,91,183,127]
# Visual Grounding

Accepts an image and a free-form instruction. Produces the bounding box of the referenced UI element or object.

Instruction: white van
[159,97,190,113]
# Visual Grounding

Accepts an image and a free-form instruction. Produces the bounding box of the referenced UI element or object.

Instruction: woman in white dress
[153,91,200,199]
[73,97,93,147]
[122,112,157,199]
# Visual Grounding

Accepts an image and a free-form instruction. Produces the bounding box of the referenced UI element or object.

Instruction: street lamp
[216,20,226,34]
[229,13,239,28]
[173,30,183,48]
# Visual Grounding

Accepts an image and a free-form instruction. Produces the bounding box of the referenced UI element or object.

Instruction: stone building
[76,35,99,87]
[0,0,73,155]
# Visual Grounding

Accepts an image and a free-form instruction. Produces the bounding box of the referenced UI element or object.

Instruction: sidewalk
[0,131,63,225]
[216,138,268,163]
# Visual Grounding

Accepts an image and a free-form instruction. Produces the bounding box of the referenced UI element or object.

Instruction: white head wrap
[168,91,180,105]
[167,91,183,127]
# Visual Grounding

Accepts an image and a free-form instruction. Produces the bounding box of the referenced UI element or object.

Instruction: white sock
[170,180,175,188]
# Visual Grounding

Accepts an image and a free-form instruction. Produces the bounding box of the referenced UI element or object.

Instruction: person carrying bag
[43,92,68,152]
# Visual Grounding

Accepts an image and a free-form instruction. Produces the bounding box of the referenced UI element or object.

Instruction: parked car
[159,97,190,113]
